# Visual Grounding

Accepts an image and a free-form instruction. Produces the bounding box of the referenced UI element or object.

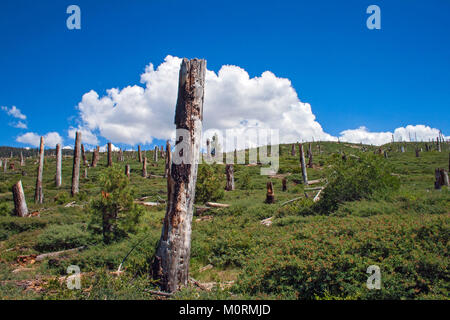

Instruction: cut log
[71,131,81,197]
[12,180,28,217]
[35,246,85,262]
[55,143,62,187]
[299,143,308,185]
[225,164,234,191]
[152,58,206,293]
[34,136,44,204]
[265,181,275,204]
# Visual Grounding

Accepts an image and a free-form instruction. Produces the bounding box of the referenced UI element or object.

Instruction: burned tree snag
[107,142,113,167]
[138,145,142,163]
[34,136,44,204]
[282,177,287,191]
[91,146,99,167]
[81,144,88,166]
[164,140,171,178]
[142,157,147,177]
[154,146,158,163]
[56,143,62,187]
[152,58,206,293]
[12,180,28,217]
[265,181,275,204]
[71,132,81,197]
[299,143,308,185]
[225,164,235,191]
[125,164,131,178]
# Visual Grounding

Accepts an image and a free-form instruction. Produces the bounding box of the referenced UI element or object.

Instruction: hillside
[0,141,448,300]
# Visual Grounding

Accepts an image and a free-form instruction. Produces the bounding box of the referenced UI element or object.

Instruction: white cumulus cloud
[16,132,63,148]
[2,105,27,120]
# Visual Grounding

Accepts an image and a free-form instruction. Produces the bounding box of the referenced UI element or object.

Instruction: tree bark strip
[71,132,81,197]
[34,136,44,204]
[12,180,28,217]
[152,58,206,293]
[56,143,62,187]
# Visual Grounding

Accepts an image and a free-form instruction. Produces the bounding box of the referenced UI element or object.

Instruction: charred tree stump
[71,132,82,197]
[225,164,235,191]
[152,58,206,293]
[142,157,147,178]
[154,146,158,163]
[12,180,28,217]
[299,143,308,185]
[55,143,62,187]
[34,137,44,204]
[282,177,287,191]
[107,142,113,167]
[265,181,275,204]
[164,140,171,178]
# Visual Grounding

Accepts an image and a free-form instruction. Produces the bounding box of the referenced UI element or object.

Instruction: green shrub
[237,171,252,190]
[195,164,225,203]
[54,192,70,205]
[35,223,91,252]
[0,216,48,240]
[313,154,400,215]
[88,166,144,244]
[0,202,11,216]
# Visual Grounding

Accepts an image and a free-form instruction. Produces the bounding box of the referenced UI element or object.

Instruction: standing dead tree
[34,136,44,204]
[291,143,296,156]
[282,177,287,191]
[3,159,7,173]
[107,142,113,167]
[164,140,171,178]
[225,164,235,191]
[142,157,147,178]
[152,58,206,293]
[308,143,313,168]
[125,164,131,178]
[265,181,275,204]
[299,143,308,185]
[12,180,28,217]
[154,146,158,163]
[71,132,82,197]
[138,145,142,163]
[81,144,88,166]
[91,146,100,167]
[56,143,62,187]
[20,152,25,166]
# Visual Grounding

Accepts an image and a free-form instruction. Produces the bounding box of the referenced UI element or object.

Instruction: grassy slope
[0,142,448,300]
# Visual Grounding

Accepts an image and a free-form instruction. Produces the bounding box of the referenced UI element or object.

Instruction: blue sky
[0,0,449,149]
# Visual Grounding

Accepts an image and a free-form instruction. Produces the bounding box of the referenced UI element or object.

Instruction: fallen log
[35,246,86,262]
[205,202,230,208]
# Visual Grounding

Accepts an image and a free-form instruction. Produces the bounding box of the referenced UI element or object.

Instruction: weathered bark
[125,164,130,178]
[138,145,142,163]
[91,146,99,167]
[265,181,275,204]
[299,143,308,185]
[291,143,296,156]
[282,177,287,191]
[81,144,88,166]
[440,169,449,187]
[160,145,165,158]
[55,143,62,187]
[154,146,158,162]
[83,167,88,179]
[437,137,441,152]
[71,132,82,197]
[12,180,28,217]
[34,137,44,204]
[225,164,235,191]
[152,58,206,293]
[107,142,113,167]
[142,157,147,177]
[164,140,171,178]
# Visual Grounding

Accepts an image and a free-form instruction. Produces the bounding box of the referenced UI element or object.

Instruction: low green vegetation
[0,142,448,300]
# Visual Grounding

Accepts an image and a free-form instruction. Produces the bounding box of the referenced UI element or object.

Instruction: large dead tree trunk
[142,157,147,177]
[160,145,165,158]
[152,58,206,293]
[56,143,62,187]
[164,140,171,178]
[299,143,308,185]
[71,132,82,197]
[138,145,142,163]
[225,164,235,191]
[91,146,99,167]
[107,142,113,167]
[291,143,296,156]
[81,144,88,166]
[154,146,158,162]
[12,180,28,217]
[265,181,275,204]
[34,136,44,204]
